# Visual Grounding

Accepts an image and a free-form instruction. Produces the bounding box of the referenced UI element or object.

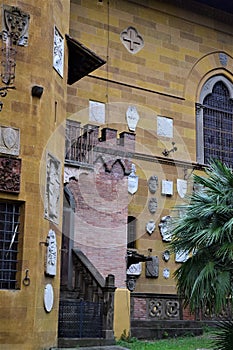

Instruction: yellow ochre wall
[0,1,70,349]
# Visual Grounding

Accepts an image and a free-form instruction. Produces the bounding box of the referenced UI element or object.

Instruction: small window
[0,201,23,289]
[127,216,136,249]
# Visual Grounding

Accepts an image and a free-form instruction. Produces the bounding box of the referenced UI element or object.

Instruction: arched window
[196,76,233,167]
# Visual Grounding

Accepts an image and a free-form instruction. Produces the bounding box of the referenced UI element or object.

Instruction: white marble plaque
[53,26,64,77]
[89,100,105,124]
[127,262,142,276]
[161,180,173,196]
[44,284,54,313]
[157,116,173,138]
[177,179,187,199]
[46,229,57,276]
[0,126,20,155]
[126,106,140,131]
[44,153,61,224]
[128,164,138,194]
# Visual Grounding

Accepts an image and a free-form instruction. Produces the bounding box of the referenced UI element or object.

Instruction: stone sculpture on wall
[0,157,21,193]
[126,106,140,132]
[128,163,138,194]
[158,215,172,242]
[177,179,187,199]
[146,220,155,235]
[53,26,64,77]
[44,153,61,224]
[0,126,20,155]
[46,229,57,276]
[145,256,159,278]
[127,262,142,276]
[148,198,158,214]
[120,26,144,54]
[148,175,158,194]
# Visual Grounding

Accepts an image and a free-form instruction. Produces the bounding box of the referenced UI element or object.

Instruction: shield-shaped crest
[2,127,17,149]
[177,179,187,199]
[128,164,139,194]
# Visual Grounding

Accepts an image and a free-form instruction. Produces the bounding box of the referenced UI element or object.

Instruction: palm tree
[170,159,233,316]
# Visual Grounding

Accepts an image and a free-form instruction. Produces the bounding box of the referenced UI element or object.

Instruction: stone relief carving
[53,26,64,77]
[162,250,170,262]
[2,5,30,46]
[46,229,57,276]
[44,153,61,224]
[0,126,20,156]
[148,298,180,319]
[157,116,173,138]
[163,268,170,279]
[89,100,105,124]
[177,179,187,199]
[146,220,155,235]
[148,175,158,194]
[158,215,172,242]
[145,256,159,278]
[148,198,158,214]
[126,275,137,292]
[0,157,21,193]
[126,106,140,131]
[175,250,189,263]
[219,52,228,67]
[120,26,144,54]
[44,284,54,313]
[128,163,139,194]
[127,262,142,276]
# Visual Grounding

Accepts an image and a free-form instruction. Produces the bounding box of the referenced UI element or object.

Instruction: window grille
[127,216,136,249]
[0,202,21,289]
[203,81,233,167]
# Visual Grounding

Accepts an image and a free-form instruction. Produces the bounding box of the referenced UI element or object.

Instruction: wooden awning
[65,34,106,85]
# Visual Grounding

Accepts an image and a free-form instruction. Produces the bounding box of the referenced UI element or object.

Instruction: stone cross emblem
[120,27,144,54]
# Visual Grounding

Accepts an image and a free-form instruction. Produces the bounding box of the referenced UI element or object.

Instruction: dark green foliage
[170,160,233,314]
[212,320,233,350]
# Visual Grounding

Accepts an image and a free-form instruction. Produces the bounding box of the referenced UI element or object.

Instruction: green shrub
[211,320,233,350]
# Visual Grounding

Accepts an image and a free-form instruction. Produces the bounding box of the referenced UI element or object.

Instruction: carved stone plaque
[146,256,159,278]
[146,220,155,235]
[177,179,187,199]
[0,126,20,155]
[219,52,228,66]
[126,106,140,131]
[120,27,144,54]
[89,100,105,124]
[44,153,61,224]
[161,180,173,196]
[148,175,158,194]
[159,215,172,242]
[148,198,158,214]
[128,163,138,194]
[163,268,170,279]
[127,262,142,276]
[0,157,21,193]
[175,250,189,263]
[46,229,57,276]
[157,116,173,138]
[53,26,64,77]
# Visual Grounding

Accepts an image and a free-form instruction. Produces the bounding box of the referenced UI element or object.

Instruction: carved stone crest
[177,179,187,199]
[162,250,170,262]
[46,229,57,276]
[175,250,189,263]
[163,268,170,279]
[128,163,139,194]
[146,220,155,235]
[148,198,158,214]
[44,153,61,224]
[146,256,159,278]
[127,262,142,276]
[0,157,21,193]
[159,215,172,242]
[126,275,137,292]
[0,126,20,155]
[219,52,228,67]
[148,175,158,194]
[2,5,30,46]
[126,106,140,132]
